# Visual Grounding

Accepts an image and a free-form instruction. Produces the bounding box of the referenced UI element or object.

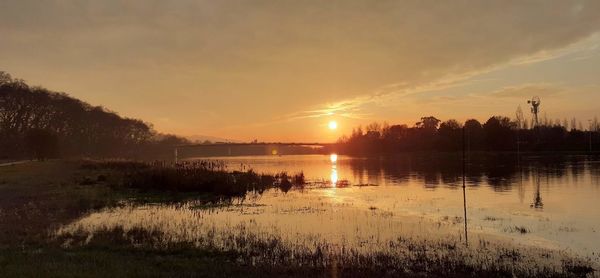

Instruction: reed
[119,160,306,197]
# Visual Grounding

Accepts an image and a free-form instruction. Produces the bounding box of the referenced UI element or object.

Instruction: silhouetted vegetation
[0,71,188,160]
[119,161,305,197]
[24,128,59,160]
[338,116,600,154]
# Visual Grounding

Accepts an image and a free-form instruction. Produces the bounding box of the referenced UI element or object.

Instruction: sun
[328,120,338,130]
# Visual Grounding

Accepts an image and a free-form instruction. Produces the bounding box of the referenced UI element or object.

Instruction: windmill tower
[527,96,541,128]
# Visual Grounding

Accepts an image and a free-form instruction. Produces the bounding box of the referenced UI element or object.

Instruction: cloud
[490,84,564,98]
[1,1,600,137]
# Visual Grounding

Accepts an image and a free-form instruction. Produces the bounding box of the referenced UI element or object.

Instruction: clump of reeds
[505,225,529,234]
[119,161,305,197]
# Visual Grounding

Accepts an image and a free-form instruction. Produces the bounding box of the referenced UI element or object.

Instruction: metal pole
[174,147,178,164]
[590,132,593,153]
[462,126,468,246]
[517,127,520,157]
[589,120,593,153]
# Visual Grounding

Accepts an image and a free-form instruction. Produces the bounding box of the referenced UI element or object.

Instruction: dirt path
[0,160,30,167]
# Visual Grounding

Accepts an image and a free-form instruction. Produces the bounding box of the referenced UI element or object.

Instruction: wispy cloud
[511,33,600,65]
[283,98,369,121]
[286,69,501,121]
[490,84,564,98]
[290,33,600,121]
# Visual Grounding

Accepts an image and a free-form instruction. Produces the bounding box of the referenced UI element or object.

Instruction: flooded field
[56,154,600,274]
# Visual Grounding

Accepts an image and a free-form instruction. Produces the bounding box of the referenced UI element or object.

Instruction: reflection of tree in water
[570,157,586,183]
[517,159,525,204]
[590,156,600,186]
[348,157,411,186]
[344,154,592,197]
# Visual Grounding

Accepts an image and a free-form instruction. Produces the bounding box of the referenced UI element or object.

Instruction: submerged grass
[54,220,597,278]
[505,226,530,234]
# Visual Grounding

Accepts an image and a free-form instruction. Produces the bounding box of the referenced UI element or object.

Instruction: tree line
[3,70,598,159]
[0,71,188,160]
[337,115,600,154]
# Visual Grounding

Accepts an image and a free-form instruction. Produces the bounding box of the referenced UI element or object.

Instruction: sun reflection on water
[330,154,338,186]
[331,166,338,186]
[330,153,337,163]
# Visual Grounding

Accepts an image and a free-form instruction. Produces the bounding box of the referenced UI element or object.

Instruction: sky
[1,0,600,142]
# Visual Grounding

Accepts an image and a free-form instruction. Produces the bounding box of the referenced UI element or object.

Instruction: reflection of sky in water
[190,154,600,257]
[60,154,600,261]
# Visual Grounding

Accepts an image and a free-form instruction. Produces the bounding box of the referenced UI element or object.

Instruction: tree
[0,71,12,85]
[483,116,515,151]
[24,129,59,160]
[438,119,462,150]
[464,119,484,151]
[1,71,182,159]
[416,116,441,131]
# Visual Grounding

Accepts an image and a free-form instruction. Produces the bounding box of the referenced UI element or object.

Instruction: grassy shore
[0,160,302,277]
[0,160,596,277]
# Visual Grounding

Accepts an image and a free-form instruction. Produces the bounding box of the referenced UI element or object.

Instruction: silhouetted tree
[438,119,462,151]
[416,116,441,131]
[337,112,599,154]
[483,116,515,151]
[24,128,58,160]
[0,71,188,160]
[464,119,484,151]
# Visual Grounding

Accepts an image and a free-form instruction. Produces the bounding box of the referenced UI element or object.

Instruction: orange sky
[2,1,600,142]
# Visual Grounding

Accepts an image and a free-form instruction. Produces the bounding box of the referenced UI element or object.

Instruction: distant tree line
[337,115,600,154]
[0,71,188,160]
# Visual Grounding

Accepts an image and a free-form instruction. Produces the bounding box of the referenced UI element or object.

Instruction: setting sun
[328,121,338,130]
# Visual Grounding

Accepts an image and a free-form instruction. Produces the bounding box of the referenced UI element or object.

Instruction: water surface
[59,154,600,264]
[196,154,600,257]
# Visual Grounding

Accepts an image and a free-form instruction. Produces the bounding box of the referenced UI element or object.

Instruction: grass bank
[0,160,310,277]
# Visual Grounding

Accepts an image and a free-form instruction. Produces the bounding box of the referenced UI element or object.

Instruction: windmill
[527,96,541,128]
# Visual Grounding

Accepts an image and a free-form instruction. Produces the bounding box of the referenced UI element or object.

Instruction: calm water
[199,154,600,255]
[58,154,600,264]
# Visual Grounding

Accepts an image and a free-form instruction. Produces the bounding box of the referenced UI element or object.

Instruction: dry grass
[55,222,597,278]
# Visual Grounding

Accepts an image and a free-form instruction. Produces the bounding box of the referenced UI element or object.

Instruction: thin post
[174,147,178,164]
[516,127,520,158]
[590,130,593,153]
[589,120,594,153]
[462,126,469,246]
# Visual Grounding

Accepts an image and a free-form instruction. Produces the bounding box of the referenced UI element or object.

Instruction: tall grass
[56,221,597,277]
[118,161,305,197]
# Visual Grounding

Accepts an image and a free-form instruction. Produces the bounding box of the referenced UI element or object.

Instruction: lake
[57,154,600,267]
